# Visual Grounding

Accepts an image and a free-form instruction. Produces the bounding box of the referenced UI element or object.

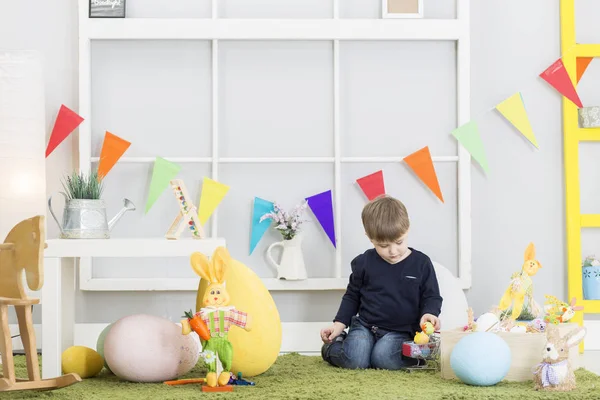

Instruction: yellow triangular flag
[198,177,230,225]
[495,92,539,149]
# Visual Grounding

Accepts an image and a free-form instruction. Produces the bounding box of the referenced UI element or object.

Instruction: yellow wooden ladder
[561,0,600,353]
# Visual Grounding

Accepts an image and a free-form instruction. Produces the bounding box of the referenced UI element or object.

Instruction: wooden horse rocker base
[0,216,81,392]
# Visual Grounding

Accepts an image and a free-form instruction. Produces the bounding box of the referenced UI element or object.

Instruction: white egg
[104,314,200,383]
[510,325,527,333]
[474,313,500,332]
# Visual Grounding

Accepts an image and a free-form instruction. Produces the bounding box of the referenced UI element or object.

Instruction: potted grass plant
[48,169,135,239]
[61,169,104,201]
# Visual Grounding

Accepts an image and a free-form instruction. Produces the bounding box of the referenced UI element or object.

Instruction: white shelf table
[41,237,225,379]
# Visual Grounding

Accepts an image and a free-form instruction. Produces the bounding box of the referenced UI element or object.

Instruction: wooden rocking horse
[0,215,81,391]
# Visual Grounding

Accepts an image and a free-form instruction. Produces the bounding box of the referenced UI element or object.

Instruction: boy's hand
[320,321,346,343]
[420,314,441,331]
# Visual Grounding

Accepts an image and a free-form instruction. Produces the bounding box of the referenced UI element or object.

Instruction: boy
[320,195,443,370]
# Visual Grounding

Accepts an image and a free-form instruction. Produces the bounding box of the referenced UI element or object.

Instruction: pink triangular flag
[45,105,84,157]
[356,170,385,201]
[539,58,583,108]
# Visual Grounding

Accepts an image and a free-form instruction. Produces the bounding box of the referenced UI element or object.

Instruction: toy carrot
[164,378,206,386]
[181,310,210,341]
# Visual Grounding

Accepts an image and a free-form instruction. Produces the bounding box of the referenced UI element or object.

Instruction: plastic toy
[533,324,587,391]
[164,378,206,386]
[228,372,255,386]
[528,318,547,333]
[498,243,543,320]
[414,331,430,344]
[181,309,210,340]
[165,179,205,240]
[402,333,441,372]
[186,247,253,388]
[421,321,435,335]
[543,295,583,325]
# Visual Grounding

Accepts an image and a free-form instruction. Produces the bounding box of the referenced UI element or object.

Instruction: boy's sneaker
[321,331,347,361]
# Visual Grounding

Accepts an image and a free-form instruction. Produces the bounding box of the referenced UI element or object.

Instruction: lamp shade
[0,51,46,240]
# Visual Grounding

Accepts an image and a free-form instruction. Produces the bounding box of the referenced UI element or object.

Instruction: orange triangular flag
[97,131,131,178]
[403,146,444,202]
[577,57,593,83]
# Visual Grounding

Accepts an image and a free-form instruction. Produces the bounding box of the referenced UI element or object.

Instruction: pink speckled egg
[104,314,199,382]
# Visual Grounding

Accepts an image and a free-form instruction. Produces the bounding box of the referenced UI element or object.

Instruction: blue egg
[450,332,511,386]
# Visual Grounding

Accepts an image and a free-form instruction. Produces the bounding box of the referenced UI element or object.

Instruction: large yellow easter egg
[197,258,282,377]
[62,346,104,378]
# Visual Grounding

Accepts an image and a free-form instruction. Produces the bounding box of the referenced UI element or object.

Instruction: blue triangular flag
[250,197,274,255]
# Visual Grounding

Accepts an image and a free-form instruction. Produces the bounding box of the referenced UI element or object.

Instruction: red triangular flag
[45,105,84,157]
[539,58,583,108]
[403,146,444,203]
[577,57,593,84]
[97,131,131,178]
[356,170,385,201]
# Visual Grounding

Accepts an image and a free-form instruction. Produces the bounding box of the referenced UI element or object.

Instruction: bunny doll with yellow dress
[181,247,253,387]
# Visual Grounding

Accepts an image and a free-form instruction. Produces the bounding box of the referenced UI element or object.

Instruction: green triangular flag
[145,157,182,214]
[451,121,489,173]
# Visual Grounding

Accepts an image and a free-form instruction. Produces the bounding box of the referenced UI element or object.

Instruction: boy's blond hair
[361,195,410,243]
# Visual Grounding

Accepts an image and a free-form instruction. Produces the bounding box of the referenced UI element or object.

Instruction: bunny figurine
[533,324,587,391]
[498,243,543,320]
[188,247,253,387]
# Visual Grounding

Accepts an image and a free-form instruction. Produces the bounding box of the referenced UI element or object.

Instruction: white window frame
[76,0,472,291]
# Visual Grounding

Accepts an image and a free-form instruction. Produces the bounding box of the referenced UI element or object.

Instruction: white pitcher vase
[267,234,308,280]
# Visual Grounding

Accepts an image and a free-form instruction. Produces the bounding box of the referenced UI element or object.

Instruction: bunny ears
[546,323,587,347]
[190,246,232,284]
[524,242,536,261]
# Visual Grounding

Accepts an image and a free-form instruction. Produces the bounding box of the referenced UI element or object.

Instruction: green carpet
[1,354,599,400]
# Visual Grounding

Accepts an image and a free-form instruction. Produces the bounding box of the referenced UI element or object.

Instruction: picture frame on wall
[89,0,126,18]
[382,0,424,19]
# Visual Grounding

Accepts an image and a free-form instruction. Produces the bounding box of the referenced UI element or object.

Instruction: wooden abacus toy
[165,179,206,240]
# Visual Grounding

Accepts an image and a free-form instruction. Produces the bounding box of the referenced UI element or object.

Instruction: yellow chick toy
[414,331,430,345]
[421,321,435,335]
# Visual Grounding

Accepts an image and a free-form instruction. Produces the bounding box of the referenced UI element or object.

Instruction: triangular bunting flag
[145,157,182,214]
[495,92,539,148]
[97,131,131,178]
[198,177,230,225]
[451,121,489,173]
[45,105,84,157]
[356,170,385,201]
[539,58,583,108]
[403,146,444,202]
[577,57,593,84]
[306,190,336,247]
[250,197,274,255]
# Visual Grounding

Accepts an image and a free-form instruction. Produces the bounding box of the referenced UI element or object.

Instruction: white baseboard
[583,320,600,350]
[6,322,328,354]
[6,320,600,354]
[7,324,43,352]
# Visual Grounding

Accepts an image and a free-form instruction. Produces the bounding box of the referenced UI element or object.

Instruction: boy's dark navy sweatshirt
[334,248,443,334]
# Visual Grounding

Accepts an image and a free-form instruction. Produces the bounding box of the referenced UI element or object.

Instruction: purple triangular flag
[306,190,336,247]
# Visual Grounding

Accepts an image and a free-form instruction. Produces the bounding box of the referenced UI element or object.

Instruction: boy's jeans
[322,316,419,370]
